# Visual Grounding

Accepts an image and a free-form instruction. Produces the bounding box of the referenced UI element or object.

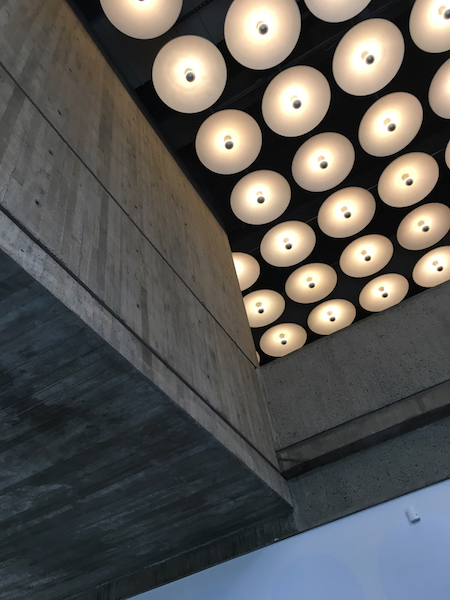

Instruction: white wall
[135,480,450,600]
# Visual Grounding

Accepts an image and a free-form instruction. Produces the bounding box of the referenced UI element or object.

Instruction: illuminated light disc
[224,0,301,70]
[307,299,356,335]
[446,140,450,169]
[260,221,316,267]
[397,203,450,251]
[340,234,394,278]
[244,289,285,328]
[429,58,450,118]
[410,0,450,53]
[304,0,371,23]
[99,0,183,39]
[359,92,423,157]
[378,152,439,208]
[152,36,227,114]
[285,263,338,304]
[333,19,405,96]
[230,170,291,225]
[260,323,307,357]
[359,273,409,312]
[232,253,261,291]
[292,132,355,192]
[413,246,450,287]
[262,66,331,137]
[195,110,262,175]
[318,187,376,238]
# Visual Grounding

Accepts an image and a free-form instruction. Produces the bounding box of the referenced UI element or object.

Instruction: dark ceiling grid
[71,0,450,364]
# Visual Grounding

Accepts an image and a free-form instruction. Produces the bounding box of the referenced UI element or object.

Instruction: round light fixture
[99,0,183,39]
[285,263,338,304]
[410,0,450,53]
[230,170,291,225]
[359,273,409,312]
[359,92,423,157]
[261,66,331,137]
[446,140,450,169]
[243,289,285,328]
[413,246,450,287]
[260,323,307,357]
[195,110,262,175]
[340,234,394,278]
[317,187,376,238]
[152,36,227,114]
[232,253,261,291]
[378,152,439,208]
[333,19,405,96]
[304,0,371,23]
[397,203,450,251]
[429,57,450,118]
[224,0,301,70]
[307,299,356,335]
[292,132,355,192]
[260,221,316,267]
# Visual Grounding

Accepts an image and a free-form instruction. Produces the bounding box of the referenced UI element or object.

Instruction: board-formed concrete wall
[0,0,287,498]
[261,281,450,451]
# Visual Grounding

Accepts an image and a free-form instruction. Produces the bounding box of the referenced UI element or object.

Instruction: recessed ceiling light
[333,19,405,96]
[230,170,291,225]
[285,263,338,304]
[99,0,182,39]
[413,246,450,287]
[262,66,331,137]
[378,152,439,208]
[292,132,355,192]
[260,323,307,357]
[243,290,285,327]
[307,299,356,335]
[260,221,316,267]
[195,110,262,175]
[429,57,450,119]
[359,274,409,312]
[232,253,261,291]
[340,234,394,277]
[224,0,301,70]
[410,0,450,53]
[358,92,423,157]
[304,0,371,23]
[152,36,227,114]
[317,187,376,238]
[397,203,450,250]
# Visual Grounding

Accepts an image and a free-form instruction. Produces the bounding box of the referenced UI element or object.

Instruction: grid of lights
[82,0,450,363]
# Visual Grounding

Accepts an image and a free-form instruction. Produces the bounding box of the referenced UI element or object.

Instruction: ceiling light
[195,110,262,175]
[304,0,371,23]
[243,289,285,327]
[260,221,316,267]
[446,140,450,169]
[307,299,356,335]
[285,263,338,303]
[292,132,355,192]
[412,246,450,287]
[410,0,450,53]
[224,0,301,70]
[317,187,376,238]
[340,234,394,277]
[333,19,404,96]
[359,92,423,157]
[152,36,227,114]
[429,57,450,119]
[378,152,439,208]
[232,252,261,291]
[397,203,450,250]
[230,170,291,225]
[359,274,409,312]
[99,0,182,39]
[261,66,331,137]
[260,323,307,357]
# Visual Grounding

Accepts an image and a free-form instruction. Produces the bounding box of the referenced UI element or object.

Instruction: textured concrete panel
[0,0,281,475]
[0,250,291,600]
[261,282,450,449]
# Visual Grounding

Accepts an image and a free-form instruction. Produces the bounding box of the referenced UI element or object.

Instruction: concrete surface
[261,281,450,449]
